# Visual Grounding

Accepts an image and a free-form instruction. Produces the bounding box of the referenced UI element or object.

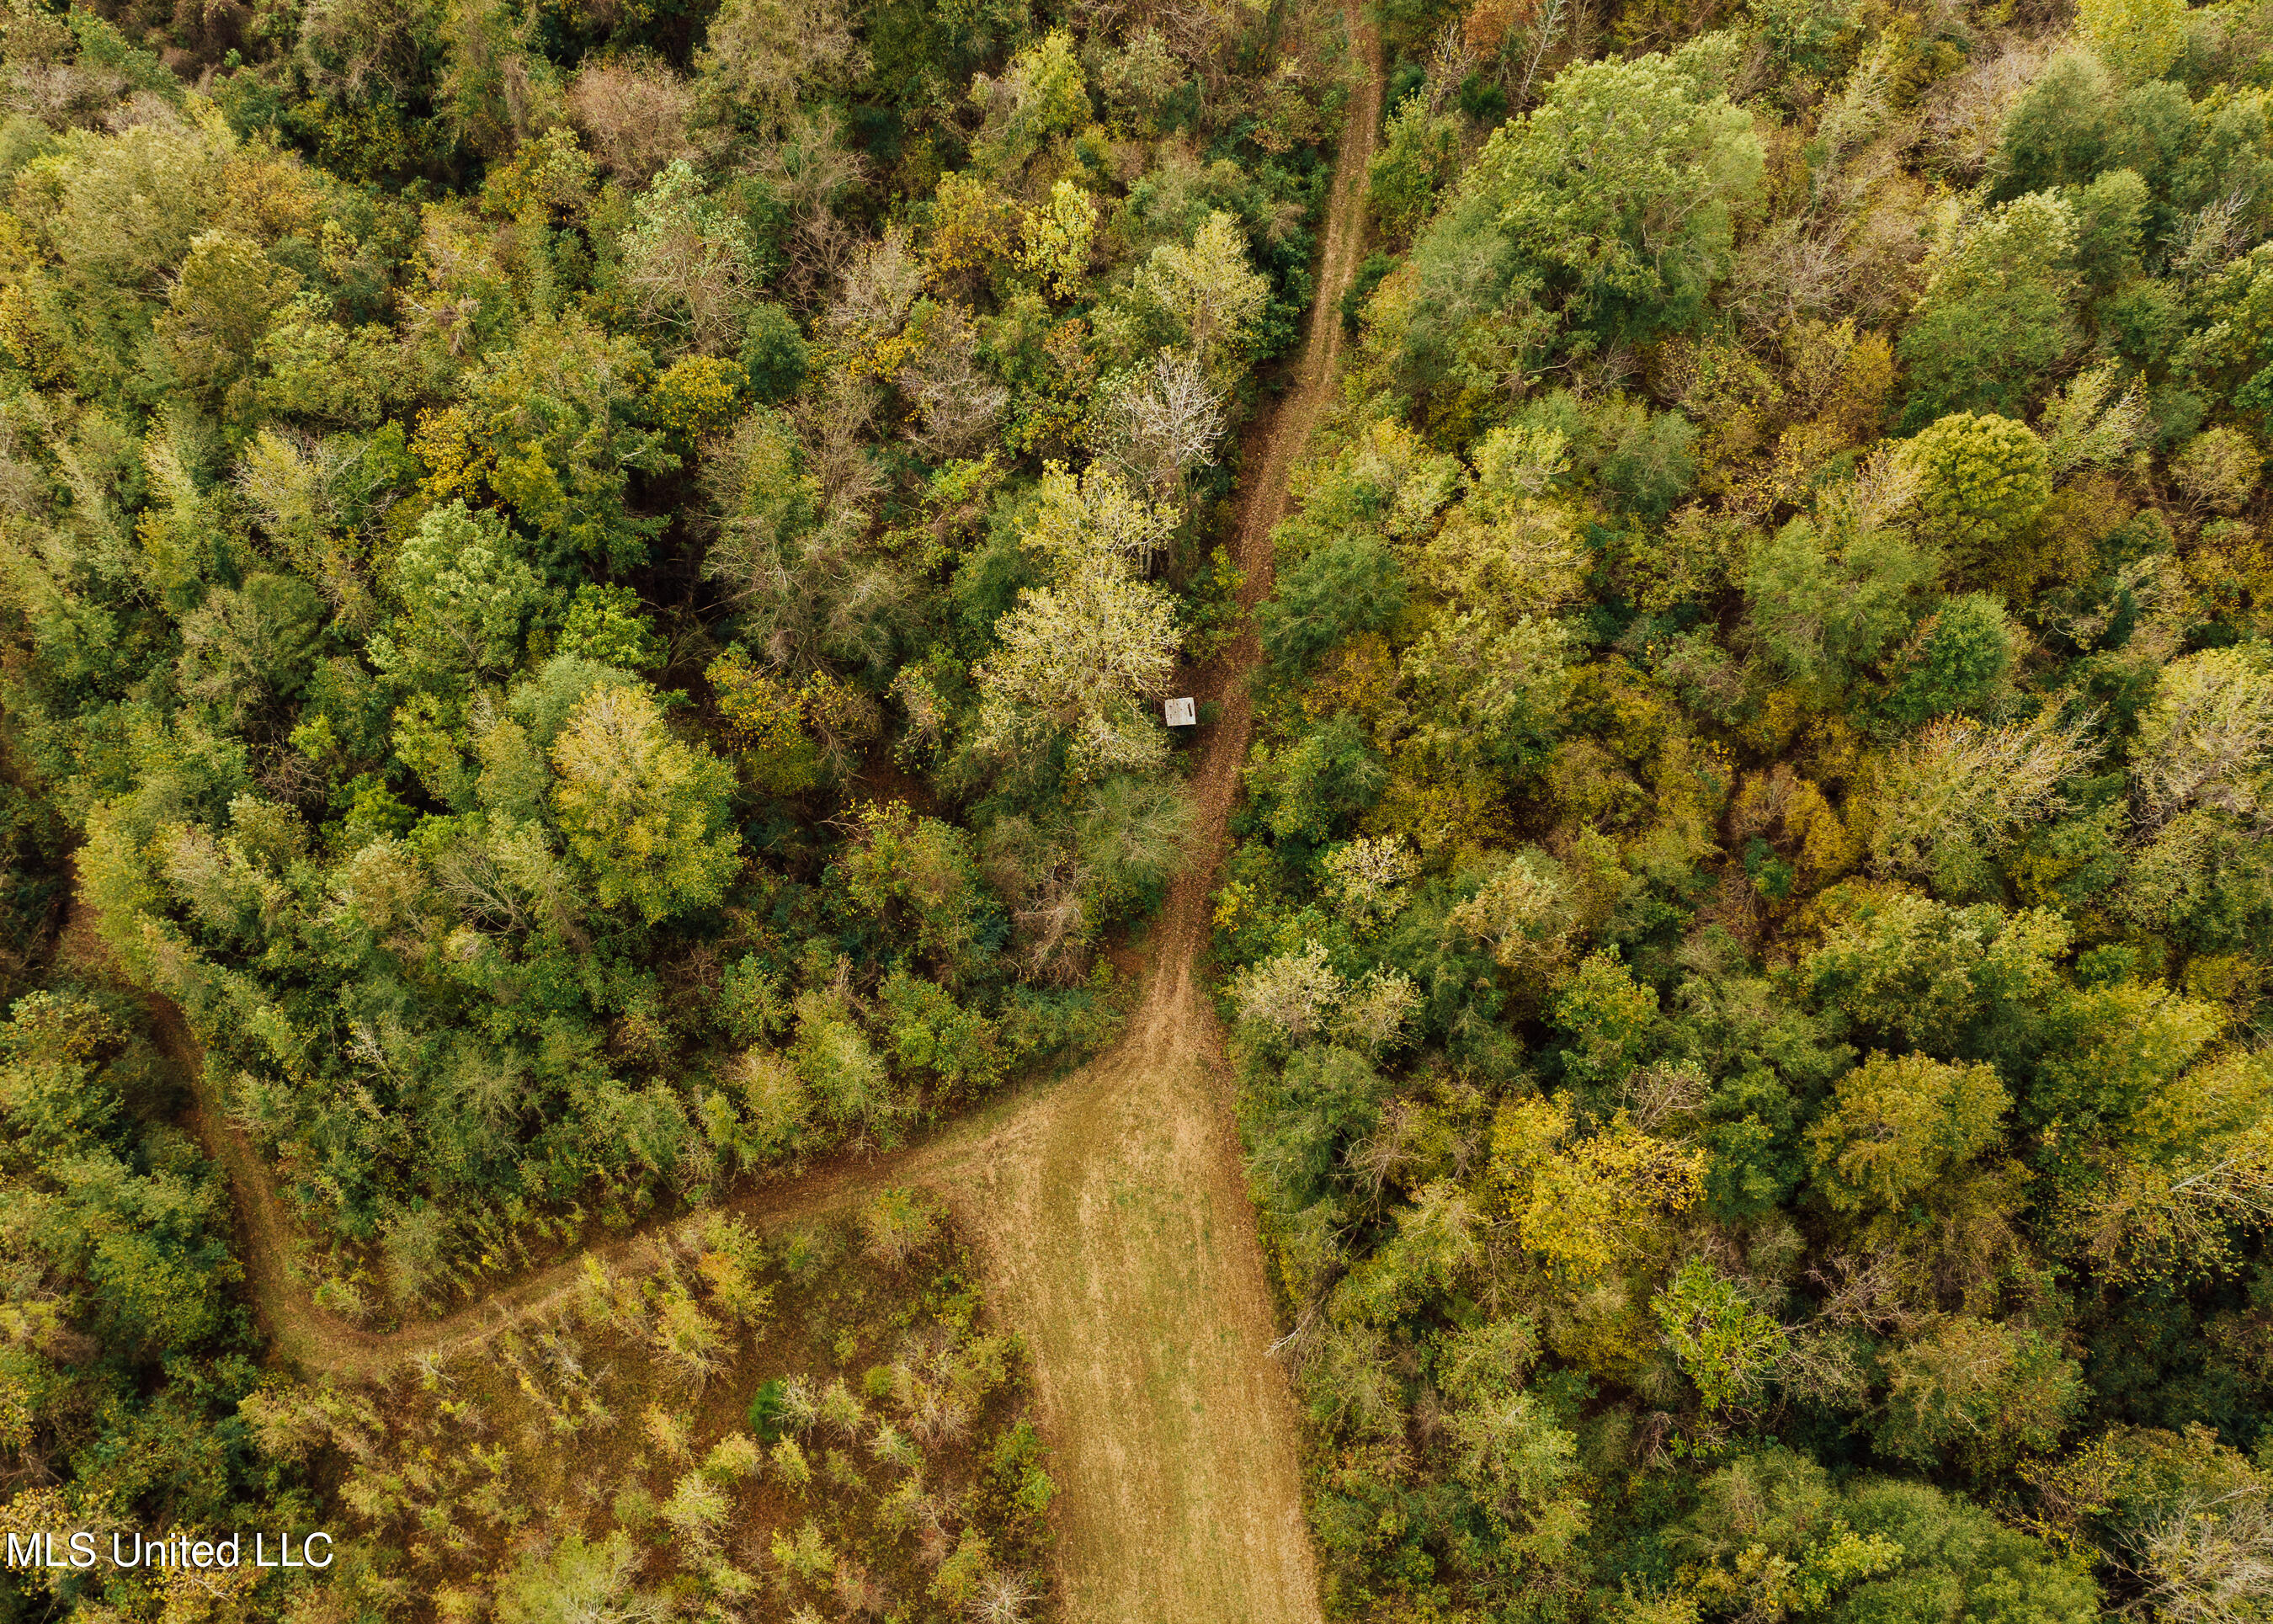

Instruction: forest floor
[60,12,1381,1618]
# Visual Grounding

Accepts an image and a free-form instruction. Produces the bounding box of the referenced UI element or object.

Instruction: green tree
[1134,211,1271,381]
[1875,1316,2084,1472]
[1553,948,1658,1087]
[1453,50,1764,353]
[1678,1451,2096,1624]
[416,313,670,574]
[1445,1387,1592,1591]
[495,1531,670,1623]
[1994,52,2116,195]
[1743,510,1936,694]
[156,231,300,402]
[1899,197,2079,425]
[1018,178,1099,300]
[557,583,663,671]
[551,680,742,922]
[1257,533,1405,677]
[839,801,996,988]
[2079,0,2187,84]
[972,468,1181,779]
[1656,1259,1784,1415]
[368,500,545,690]
[1904,413,2052,585]
[739,302,810,402]
[970,29,1090,178]
[1882,594,2016,724]
[1368,92,1461,245]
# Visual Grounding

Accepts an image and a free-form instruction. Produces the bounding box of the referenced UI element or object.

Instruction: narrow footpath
[66,13,1383,1617]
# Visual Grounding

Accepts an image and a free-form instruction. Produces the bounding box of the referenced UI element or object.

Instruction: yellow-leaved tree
[1807,1052,2010,1218]
[1491,1095,1706,1281]
[551,682,743,923]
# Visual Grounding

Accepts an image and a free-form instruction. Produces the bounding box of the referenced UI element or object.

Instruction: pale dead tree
[252,744,327,807]
[295,0,428,99]
[1093,349,1227,506]
[902,1375,972,1450]
[745,109,869,302]
[1807,1251,1925,1334]
[2132,647,2273,830]
[1227,941,1344,1044]
[716,521,907,676]
[624,161,754,354]
[98,91,178,136]
[2069,1046,2273,1272]
[2128,1491,2273,1624]
[1808,44,1906,217]
[1727,220,1854,333]
[1821,442,1923,537]
[565,59,695,184]
[1060,0,1131,35]
[1727,50,1922,333]
[1843,184,1935,324]
[1573,342,1640,402]
[694,0,864,135]
[977,817,1094,984]
[913,1495,957,1571]
[1333,967,1421,1058]
[971,1569,1041,1624]
[897,302,1007,461]
[2174,190,2257,281]
[2041,556,2185,660]
[826,224,924,343]
[1426,19,1478,113]
[1512,0,1568,109]
[3,60,129,125]
[1012,860,1090,984]
[429,839,535,934]
[1347,1097,1434,1201]
[434,0,560,159]
[793,369,889,529]
[1622,1061,1709,1133]
[1138,0,1232,87]
[1919,35,2049,182]
[398,212,503,359]
[1775,1325,1872,1409]
[833,1556,886,1619]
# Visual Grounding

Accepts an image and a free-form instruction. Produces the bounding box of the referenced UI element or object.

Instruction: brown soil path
[64,13,1382,1618]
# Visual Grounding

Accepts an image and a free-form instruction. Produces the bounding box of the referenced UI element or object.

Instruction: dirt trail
[64,13,1381,1618]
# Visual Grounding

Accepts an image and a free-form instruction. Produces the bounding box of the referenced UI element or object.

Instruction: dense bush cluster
[1226,0,2273,1617]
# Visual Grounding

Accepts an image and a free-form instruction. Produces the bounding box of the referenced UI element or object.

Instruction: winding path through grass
[67,16,1382,1616]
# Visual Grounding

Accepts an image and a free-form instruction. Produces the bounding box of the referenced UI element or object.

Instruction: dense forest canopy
[1222,0,2273,1617]
[1,0,1347,1313]
[0,0,1339,1609]
[11,0,2273,1611]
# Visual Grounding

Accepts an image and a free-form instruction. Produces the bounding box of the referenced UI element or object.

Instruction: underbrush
[244,1194,1055,1621]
